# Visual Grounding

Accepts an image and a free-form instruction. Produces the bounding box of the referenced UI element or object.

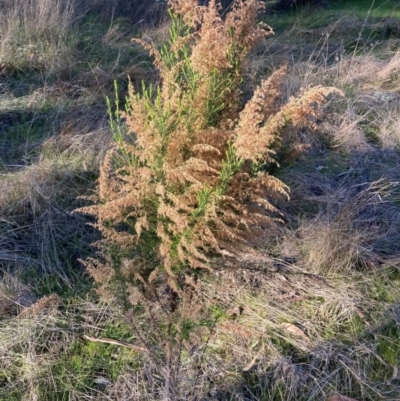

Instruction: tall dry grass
[0,0,76,75]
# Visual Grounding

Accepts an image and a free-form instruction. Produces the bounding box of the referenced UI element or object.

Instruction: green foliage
[40,328,134,400]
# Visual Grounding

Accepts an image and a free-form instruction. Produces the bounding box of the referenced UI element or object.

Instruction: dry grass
[0,122,111,302]
[0,0,77,76]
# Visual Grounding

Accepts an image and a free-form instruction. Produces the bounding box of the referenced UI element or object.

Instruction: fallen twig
[83,335,148,352]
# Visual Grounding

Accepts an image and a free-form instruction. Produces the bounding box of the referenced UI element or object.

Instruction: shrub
[79,0,341,302]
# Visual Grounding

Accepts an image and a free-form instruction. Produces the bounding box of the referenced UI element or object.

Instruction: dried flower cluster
[78,0,341,298]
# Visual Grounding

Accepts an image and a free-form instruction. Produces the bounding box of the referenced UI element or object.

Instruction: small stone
[94,376,111,386]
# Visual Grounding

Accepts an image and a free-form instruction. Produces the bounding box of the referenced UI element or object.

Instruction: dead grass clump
[282,145,400,266]
[296,181,386,274]
[0,0,77,75]
[301,52,400,151]
[0,124,110,294]
[0,308,61,401]
[0,273,36,318]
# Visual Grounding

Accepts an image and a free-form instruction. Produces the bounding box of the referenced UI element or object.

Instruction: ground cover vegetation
[0,0,400,400]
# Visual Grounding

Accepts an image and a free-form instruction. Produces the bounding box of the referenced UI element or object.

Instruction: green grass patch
[0,114,50,166]
[268,0,400,47]
[327,0,400,18]
[40,323,138,401]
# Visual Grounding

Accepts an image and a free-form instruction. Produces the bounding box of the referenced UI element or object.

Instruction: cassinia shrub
[79,0,340,301]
